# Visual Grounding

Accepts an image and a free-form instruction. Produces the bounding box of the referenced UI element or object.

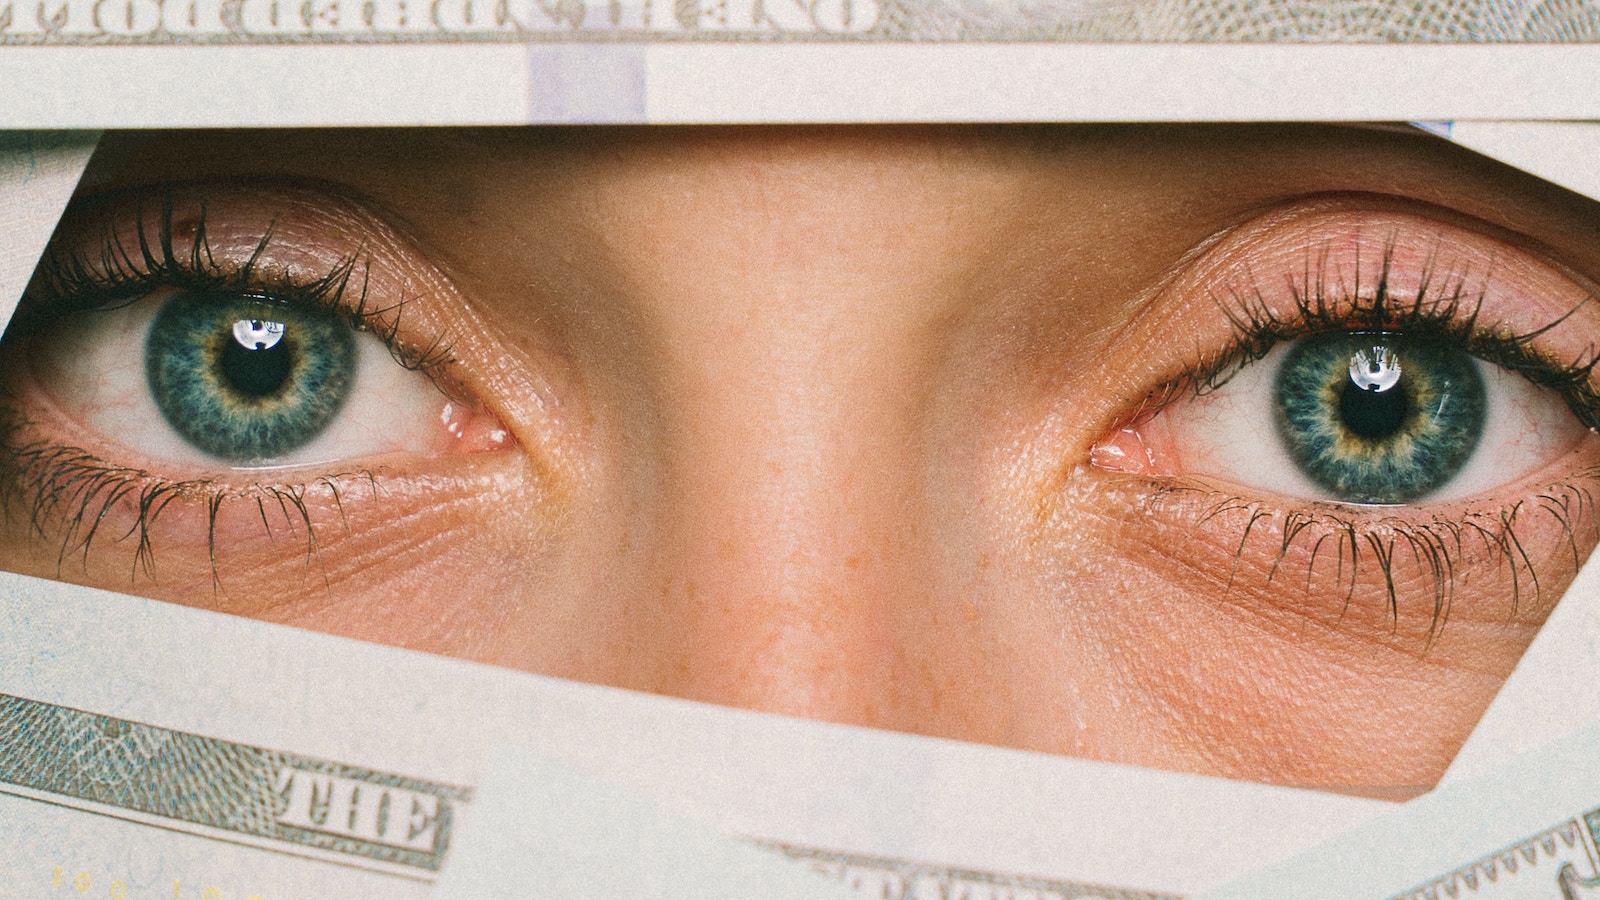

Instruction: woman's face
[6,125,1599,798]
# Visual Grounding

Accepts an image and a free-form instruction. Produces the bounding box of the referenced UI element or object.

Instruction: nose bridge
[650,302,929,725]
[630,179,939,725]
[657,438,911,721]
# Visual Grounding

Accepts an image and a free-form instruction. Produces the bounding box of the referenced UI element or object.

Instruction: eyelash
[12,190,454,375]
[1130,243,1600,641]
[0,428,382,590]
[1199,243,1600,427]
[0,190,452,588]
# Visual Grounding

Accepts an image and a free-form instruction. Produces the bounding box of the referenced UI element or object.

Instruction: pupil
[219,323,293,397]
[1338,375,1410,440]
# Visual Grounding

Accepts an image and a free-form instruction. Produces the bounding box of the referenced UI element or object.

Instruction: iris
[144,291,356,463]
[1273,333,1486,504]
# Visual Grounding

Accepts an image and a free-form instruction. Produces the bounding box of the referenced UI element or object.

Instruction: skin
[5,124,1600,798]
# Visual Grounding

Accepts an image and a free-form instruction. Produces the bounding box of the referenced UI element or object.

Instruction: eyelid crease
[1191,251,1600,431]
[15,183,459,390]
[1101,203,1600,439]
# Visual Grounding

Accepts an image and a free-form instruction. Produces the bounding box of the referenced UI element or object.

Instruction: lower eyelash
[0,407,380,591]
[1142,470,1600,644]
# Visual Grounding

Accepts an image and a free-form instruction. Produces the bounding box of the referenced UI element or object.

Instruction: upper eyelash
[13,187,455,377]
[1169,240,1600,430]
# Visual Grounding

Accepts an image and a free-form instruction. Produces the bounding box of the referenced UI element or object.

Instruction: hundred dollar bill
[0,132,95,320]
[6,3,1600,124]
[1441,516,1600,782]
[1199,717,1600,900]
[1427,121,1600,208]
[0,570,1392,899]
[432,743,861,899]
[0,126,1390,900]
[8,0,1600,44]
[0,127,1590,897]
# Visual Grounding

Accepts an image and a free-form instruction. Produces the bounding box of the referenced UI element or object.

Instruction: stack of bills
[6,6,1600,898]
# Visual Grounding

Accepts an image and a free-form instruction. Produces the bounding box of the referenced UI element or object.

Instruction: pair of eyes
[9,186,1600,548]
[34,289,1584,504]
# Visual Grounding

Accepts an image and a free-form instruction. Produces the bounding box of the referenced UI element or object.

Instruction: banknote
[1428,121,1600,208]
[0,125,1395,900]
[5,2,1600,124]
[2,122,1598,898]
[0,570,1393,898]
[430,743,862,899]
[1442,543,1600,784]
[0,132,94,321]
[7,0,1600,43]
[1199,716,1600,900]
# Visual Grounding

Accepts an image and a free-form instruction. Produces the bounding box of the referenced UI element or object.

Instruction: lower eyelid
[0,396,532,616]
[1086,459,1600,645]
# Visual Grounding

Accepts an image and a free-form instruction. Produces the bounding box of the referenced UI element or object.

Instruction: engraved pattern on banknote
[0,133,85,184]
[0,0,1598,43]
[0,693,470,874]
[1385,813,1600,900]
[761,840,1184,900]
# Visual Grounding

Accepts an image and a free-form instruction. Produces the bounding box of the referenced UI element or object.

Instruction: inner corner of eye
[436,397,513,455]
[1088,409,1183,478]
[342,334,511,459]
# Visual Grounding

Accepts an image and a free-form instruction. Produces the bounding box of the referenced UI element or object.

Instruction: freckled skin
[6,125,1600,797]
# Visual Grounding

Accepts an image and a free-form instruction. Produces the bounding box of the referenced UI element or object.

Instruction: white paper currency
[0,570,1393,898]
[1201,718,1600,900]
[1432,121,1600,207]
[11,45,1600,125]
[5,0,1600,125]
[3,121,1598,898]
[1441,533,1600,783]
[0,132,95,321]
[433,743,860,899]
[0,125,1386,900]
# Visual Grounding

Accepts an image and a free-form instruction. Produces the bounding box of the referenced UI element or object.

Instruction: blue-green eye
[145,291,357,464]
[1149,327,1588,509]
[29,285,461,472]
[1273,333,1486,504]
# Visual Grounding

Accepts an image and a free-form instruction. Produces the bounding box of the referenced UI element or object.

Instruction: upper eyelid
[1142,202,1600,358]
[39,181,416,289]
[19,182,468,369]
[1069,199,1600,442]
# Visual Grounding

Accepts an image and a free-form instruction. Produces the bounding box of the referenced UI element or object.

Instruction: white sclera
[33,293,448,470]
[1163,342,1590,505]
